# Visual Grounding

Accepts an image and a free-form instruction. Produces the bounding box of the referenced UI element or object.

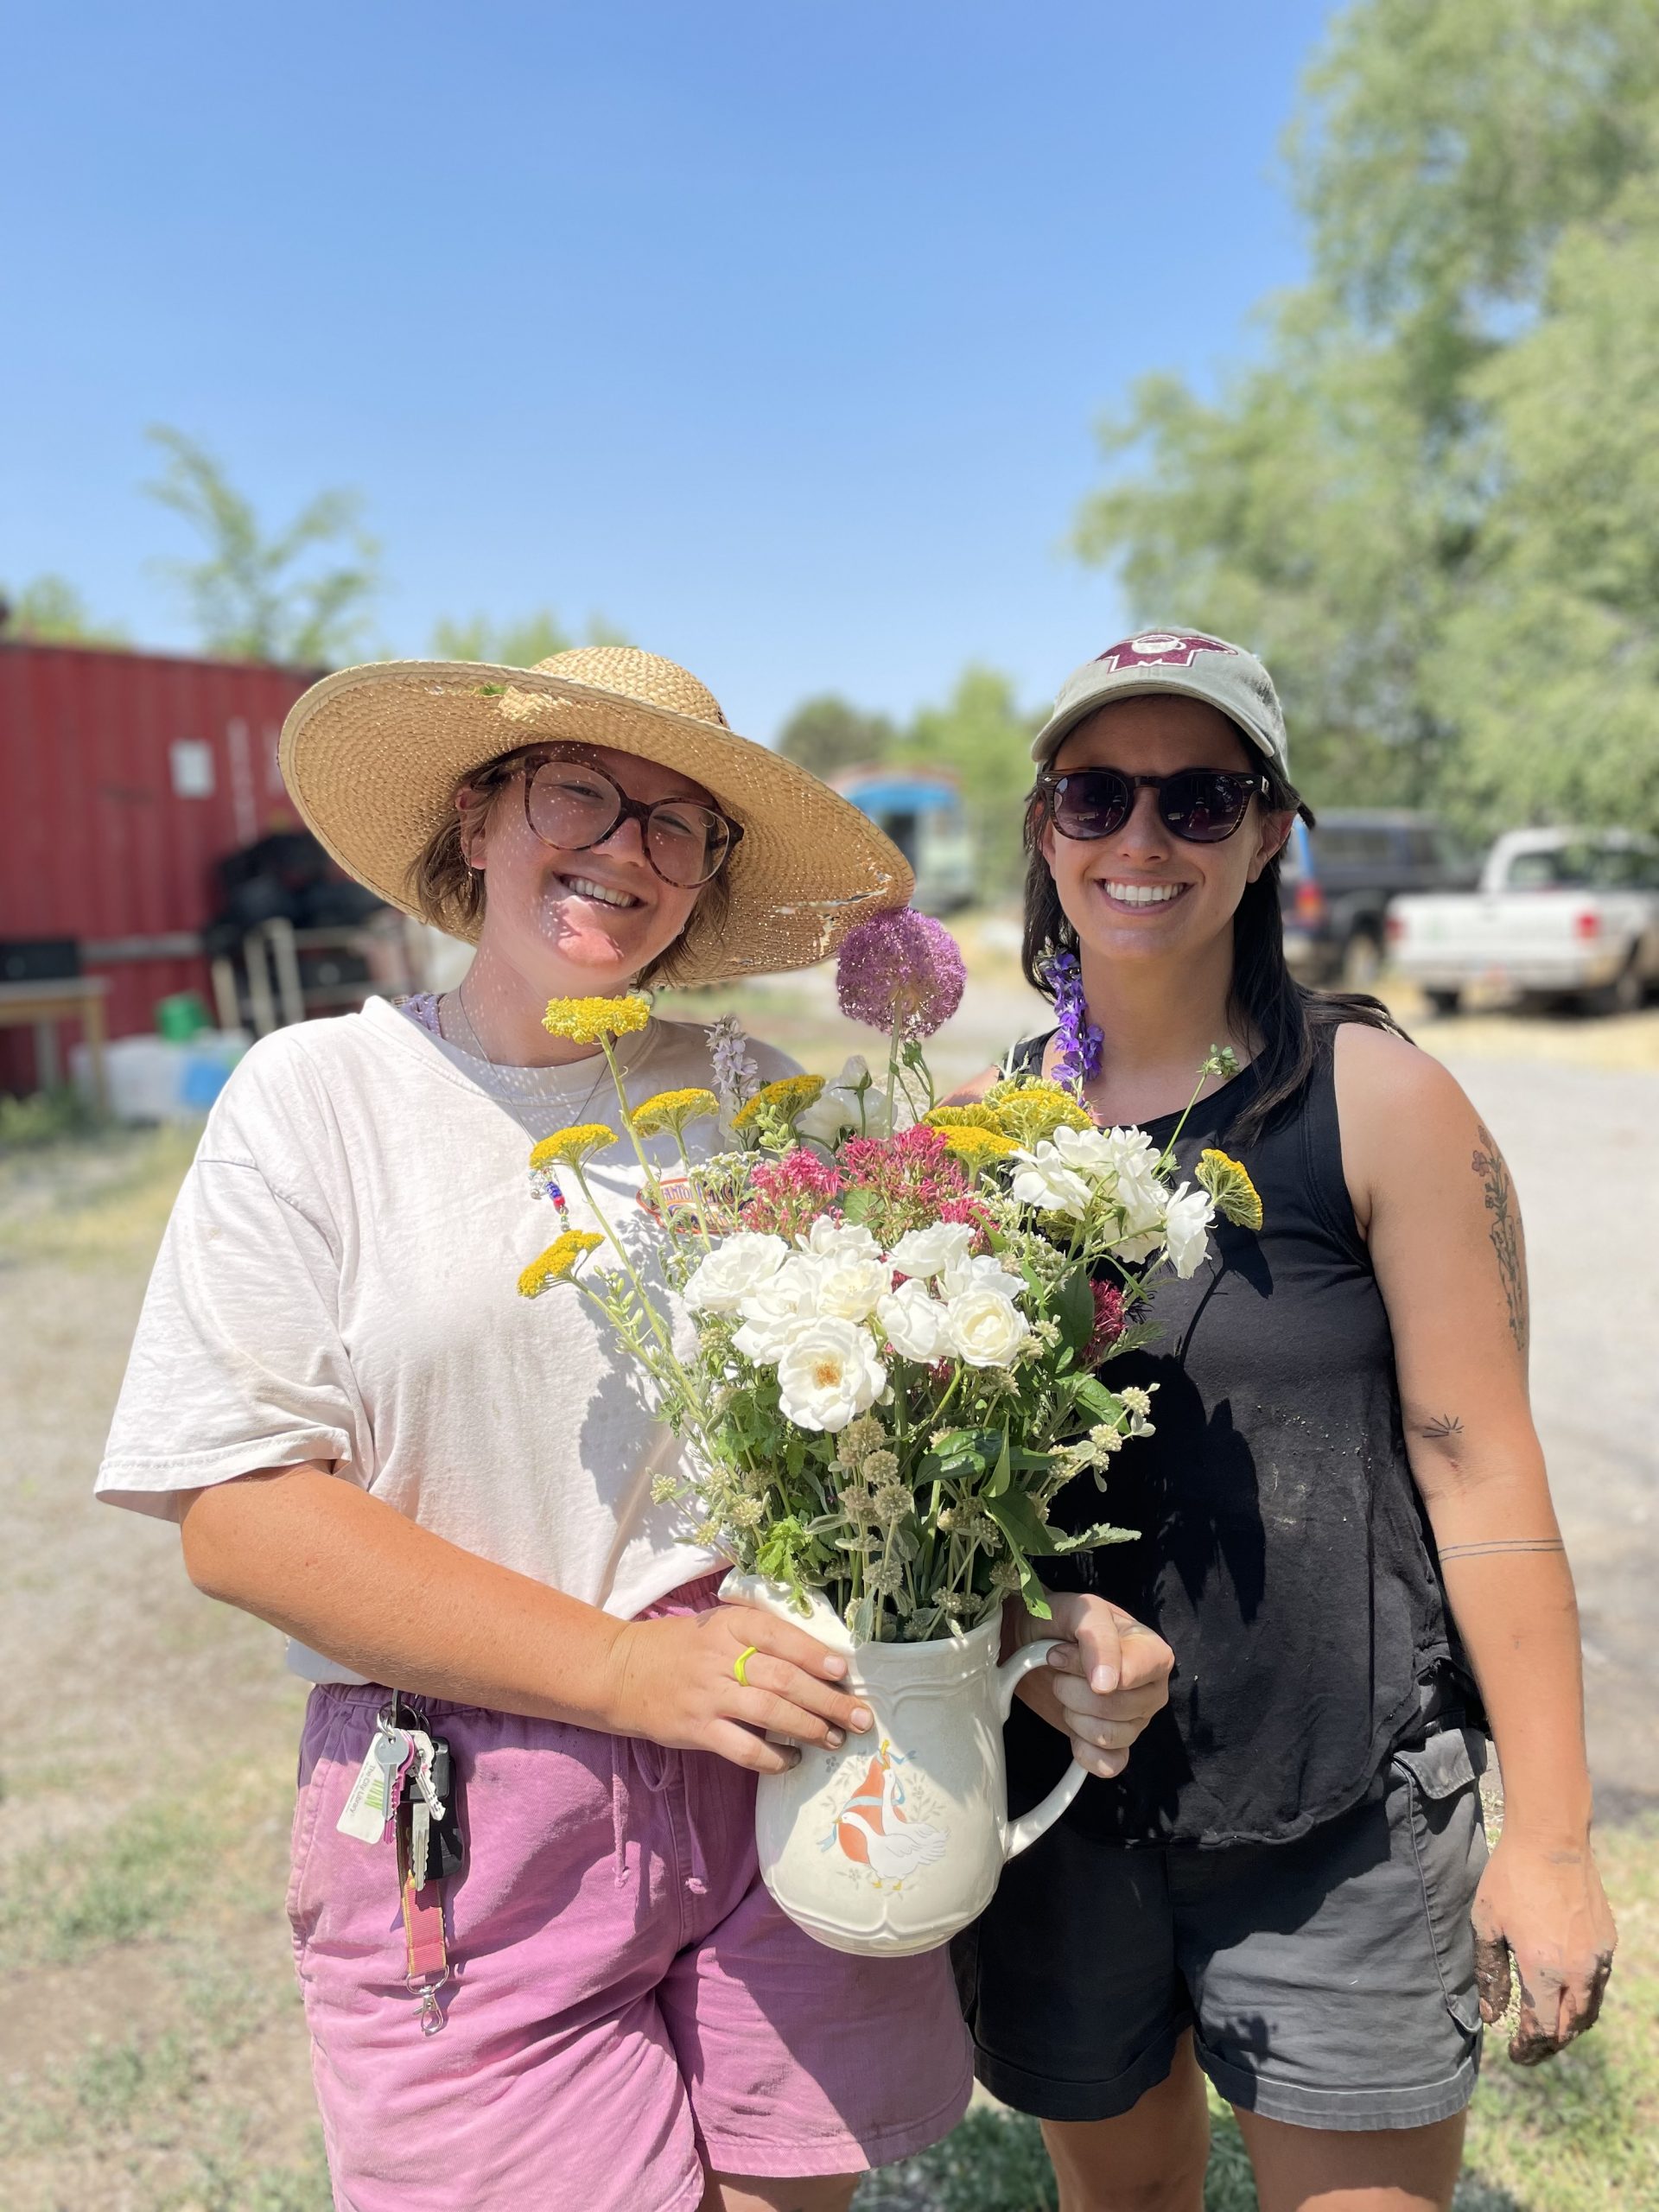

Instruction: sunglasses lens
[1051,771,1132,840]
[1160,772,1252,842]
[648,804,731,887]
[527,764,622,848]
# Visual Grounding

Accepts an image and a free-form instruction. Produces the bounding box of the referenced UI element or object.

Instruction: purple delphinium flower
[705,1014,760,1122]
[1045,950,1103,1087]
[835,910,966,1042]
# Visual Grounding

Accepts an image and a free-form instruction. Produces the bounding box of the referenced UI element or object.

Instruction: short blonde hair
[407,747,734,989]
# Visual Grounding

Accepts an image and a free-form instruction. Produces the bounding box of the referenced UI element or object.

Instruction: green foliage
[429,608,630,665]
[776,693,899,781]
[2,573,129,645]
[905,666,1042,894]
[1073,0,1659,839]
[144,425,379,666]
[0,1084,102,1152]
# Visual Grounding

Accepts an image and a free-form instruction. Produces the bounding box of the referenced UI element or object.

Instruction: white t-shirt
[97,993,796,1682]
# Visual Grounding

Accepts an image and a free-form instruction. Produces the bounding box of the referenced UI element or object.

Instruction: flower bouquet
[517,912,1261,1951]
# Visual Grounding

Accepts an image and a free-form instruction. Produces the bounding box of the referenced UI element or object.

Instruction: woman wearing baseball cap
[951,631,1614,2211]
[95,645,1166,2212]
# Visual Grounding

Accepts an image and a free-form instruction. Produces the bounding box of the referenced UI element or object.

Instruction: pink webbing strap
[397,1814,450,2036]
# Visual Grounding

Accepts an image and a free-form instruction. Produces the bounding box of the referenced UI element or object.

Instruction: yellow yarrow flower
[938,1125,1017,1168]
[984,1078,1096,1147]
[925,1103,1003,1131]
[541,993,652,1045]
[732,1074,826,1131]
[628,1087,720,1140]
[529,1123,618,1170]
[1198,1148,1263,1231]
[518,1230,604,1297]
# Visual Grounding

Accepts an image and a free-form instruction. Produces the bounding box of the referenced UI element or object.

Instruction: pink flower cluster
[838,1125,988,1245]
[1084,1281,1127,1366]
[741,1147,844,1242]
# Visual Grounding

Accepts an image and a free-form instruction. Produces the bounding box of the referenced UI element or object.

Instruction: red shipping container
[0,639,322,1093]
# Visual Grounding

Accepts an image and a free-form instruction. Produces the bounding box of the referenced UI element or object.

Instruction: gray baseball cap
[1031,628,1289,778]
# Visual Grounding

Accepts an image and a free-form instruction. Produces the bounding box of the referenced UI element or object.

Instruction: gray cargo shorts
[957,1727,1490,2133]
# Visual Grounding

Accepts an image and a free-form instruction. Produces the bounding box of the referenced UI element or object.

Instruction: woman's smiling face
[1042,695,1293,969]
[459,741,714,994]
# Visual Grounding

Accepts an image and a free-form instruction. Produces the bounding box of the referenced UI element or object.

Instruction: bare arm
[179,1465,869,1774]
[1337,1023,1615,2060]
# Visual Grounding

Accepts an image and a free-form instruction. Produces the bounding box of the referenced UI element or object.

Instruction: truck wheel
[1426,988,1462,1018]
[1341,930,1383,989]
[1592,953,1644,1017]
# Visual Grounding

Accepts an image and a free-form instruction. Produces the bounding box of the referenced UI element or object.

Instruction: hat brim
[279,660,913,987]
[1031,673,1282,768]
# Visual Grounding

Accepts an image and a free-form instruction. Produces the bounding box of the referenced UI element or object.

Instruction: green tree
[1073,0,1659,835]
[429,611,630,666]
[774,695,898,782]
[904,665,1040,896]
[145,426,379,666]
[1,574,128,645]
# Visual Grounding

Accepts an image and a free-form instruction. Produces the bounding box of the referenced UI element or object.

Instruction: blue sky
[1,1,1334,741]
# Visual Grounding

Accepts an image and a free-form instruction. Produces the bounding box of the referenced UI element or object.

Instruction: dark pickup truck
[1281,810,1478,988]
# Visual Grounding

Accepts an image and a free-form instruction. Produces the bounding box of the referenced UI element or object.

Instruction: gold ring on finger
[733,1644,760,1688]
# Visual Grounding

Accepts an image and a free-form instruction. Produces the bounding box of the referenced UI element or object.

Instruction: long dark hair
[1019,760,1403,1147]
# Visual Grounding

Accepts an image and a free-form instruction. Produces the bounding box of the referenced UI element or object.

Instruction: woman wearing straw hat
[96,646,1171,2212]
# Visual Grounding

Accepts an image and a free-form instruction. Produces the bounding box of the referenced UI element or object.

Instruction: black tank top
[1003,1025,1475,1847]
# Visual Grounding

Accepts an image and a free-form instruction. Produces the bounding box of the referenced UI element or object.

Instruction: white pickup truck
[1385,828,1659,1015]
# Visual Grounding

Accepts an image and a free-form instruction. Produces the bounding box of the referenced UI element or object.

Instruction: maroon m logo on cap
[1096,631,1239,671]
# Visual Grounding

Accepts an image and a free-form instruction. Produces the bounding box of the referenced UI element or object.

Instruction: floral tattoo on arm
[1471,1122,1529,1362]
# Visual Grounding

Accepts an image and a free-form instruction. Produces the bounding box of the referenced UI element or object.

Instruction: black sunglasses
[1039,766,1274,846]
[489,751,744,888]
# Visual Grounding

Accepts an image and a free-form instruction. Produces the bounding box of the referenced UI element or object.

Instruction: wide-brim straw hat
[279,646,913,987]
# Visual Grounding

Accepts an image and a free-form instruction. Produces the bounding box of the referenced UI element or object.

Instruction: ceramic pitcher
[721,1571,1087,1957]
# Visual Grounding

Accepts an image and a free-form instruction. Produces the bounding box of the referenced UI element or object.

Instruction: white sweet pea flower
[1162,1183,1216,1280]
[945,1286,1033,1369]
[794,1055,896,1145]
[814,1253,893,1324]
[875,1277,956,1362]
[1047,1122,1123,1174]
[731,1254,826,1359]
[683,1231,790,1314]
[798,1216,880,1262]
[1109,1159,1170,1262]
[888,1221,976,1281]
[775,1319,888,1433]
[1007,1141,1090,1218]
[940,1249,1026,1306]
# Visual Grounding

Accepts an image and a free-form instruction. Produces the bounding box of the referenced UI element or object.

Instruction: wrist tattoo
[1471,1123,1529,1362]
[1420,1414,1464,1440]
[1437,1537,1565,1562]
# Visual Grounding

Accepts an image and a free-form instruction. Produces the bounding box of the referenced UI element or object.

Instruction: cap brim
[1031,674,1281,767]
[280,660,914,985]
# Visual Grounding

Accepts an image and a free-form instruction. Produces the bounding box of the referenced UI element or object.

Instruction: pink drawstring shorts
[287,1575,972,2210]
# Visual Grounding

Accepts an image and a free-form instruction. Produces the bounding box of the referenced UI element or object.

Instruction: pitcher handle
[995,1638,1088,1859]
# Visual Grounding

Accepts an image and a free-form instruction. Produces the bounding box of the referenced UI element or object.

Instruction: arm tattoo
[1438,1538,1565,1562]
[1420,1414,1464,1440]
[1471,1122,1529,1361]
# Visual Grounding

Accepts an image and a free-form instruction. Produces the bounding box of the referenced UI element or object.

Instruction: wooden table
[0,976,111,1112]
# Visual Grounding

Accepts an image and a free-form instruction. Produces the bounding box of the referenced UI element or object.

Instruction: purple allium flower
[835,909,966,1041]
[1045,951,1103,1087]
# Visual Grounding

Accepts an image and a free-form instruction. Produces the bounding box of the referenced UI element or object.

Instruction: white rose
[815,1253,893,1324]
[1162,1183,1216,1280]
[731,1254,825,1359]
[945,1287,1033,1370]
[683,1231,789,1314]
[794,1054,896,1145]
[774,1319,888,1433]
[939,1249,1025,1306]
[875,1277,956,1362]
[798,1216,880,1261]
[888,1221,976,1281]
